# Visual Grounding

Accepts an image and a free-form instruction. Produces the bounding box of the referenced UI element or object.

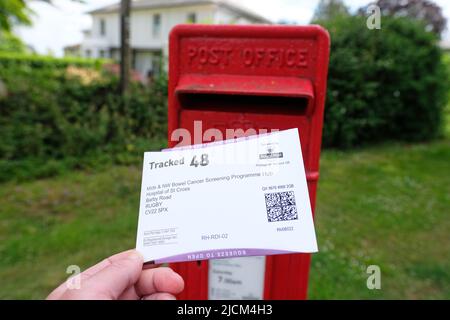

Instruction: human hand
[47,250,184,300]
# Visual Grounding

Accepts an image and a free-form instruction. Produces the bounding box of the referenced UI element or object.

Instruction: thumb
[64,250,144,300]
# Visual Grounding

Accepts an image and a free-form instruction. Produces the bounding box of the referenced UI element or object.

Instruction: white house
[75,0,271,77]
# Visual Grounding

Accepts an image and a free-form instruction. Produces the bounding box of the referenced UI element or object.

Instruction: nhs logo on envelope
[259,146,284,160]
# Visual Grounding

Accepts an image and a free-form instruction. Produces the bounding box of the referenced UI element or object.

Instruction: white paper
[208,257,266,300]
[136,128,318,263]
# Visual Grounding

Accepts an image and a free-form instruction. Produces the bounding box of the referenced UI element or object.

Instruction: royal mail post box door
[168,24,330,300]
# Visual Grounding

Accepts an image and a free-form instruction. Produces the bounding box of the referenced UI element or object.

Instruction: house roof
[88,0,271,24]
[63,43,81,51]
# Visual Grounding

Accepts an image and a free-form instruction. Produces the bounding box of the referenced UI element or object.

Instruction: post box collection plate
[209,257,266,300]
[168,24,330,300]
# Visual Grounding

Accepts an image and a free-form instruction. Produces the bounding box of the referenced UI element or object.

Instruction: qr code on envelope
[265,191,298,222]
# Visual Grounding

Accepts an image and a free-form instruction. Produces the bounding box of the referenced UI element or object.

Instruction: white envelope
[136,128,318,263]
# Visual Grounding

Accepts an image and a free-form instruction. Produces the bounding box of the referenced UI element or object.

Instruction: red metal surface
[168,24,330,300]
[176,74,314,98]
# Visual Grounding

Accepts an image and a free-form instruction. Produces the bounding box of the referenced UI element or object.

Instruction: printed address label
[136,128,318,263]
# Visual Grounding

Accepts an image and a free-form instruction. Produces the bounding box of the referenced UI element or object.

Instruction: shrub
[0,31,27,53]
[318,16,449,148]
[0,52,106,69]
[0,54,167,182]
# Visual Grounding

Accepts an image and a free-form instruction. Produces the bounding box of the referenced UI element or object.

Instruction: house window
[100,18,106,36]
[153,14,161,37]
[85,49,92,58]
[99,50,106,58]
[187,12,196,23]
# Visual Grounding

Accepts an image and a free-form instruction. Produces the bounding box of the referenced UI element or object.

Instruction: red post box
[168,24,330,300]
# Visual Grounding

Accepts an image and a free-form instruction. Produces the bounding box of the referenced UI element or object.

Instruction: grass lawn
[0,138,449,299]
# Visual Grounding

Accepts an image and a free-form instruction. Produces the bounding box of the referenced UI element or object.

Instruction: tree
[0,0,31,31]
[358,0,447,37]
[0,0,84,32]
[311,0,350,22]
[120,0,131,95]
[0,30,27,52]
[319,15,448,147]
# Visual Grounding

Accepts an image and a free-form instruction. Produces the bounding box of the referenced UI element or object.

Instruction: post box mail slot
[176,74,314,115]
[168,24,330,300]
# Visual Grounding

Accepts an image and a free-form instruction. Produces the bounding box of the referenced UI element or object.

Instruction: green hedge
[0,54,167,182]
[319,16,449,148]
[0,52,107,69]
